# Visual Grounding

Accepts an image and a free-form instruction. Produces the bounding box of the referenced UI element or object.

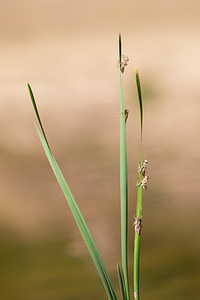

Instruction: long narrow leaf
[35,126,117,299]
[28,84,118,300]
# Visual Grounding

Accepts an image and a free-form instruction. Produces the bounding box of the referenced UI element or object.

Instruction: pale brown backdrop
[0,1,200,299]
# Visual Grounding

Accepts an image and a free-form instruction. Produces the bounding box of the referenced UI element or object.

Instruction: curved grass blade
[28,84,118,300]
[133,69,143,300]
[119,33,130,300]
[35,127,117,300]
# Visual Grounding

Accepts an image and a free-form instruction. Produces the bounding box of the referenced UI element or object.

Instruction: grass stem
[133,69,143,300]
[119,33,130,300]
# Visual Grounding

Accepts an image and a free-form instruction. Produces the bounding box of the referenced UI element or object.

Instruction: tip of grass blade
[135,69,143,130]
[27,82,50,150]
[27,82,34,100]
[119,32,122,64]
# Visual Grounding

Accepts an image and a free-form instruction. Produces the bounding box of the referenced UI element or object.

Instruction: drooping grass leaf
[28,84,118,300]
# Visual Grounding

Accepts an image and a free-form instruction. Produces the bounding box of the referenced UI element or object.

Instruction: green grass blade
[119,33,130,300]
[117,264,126,300]
[35,126,118,300]
[135,69,143,213]
[28,85,118,300]
[27,83,50,149]
[119,32,122,64]
[135,70,143,132]
[133,69,143,300]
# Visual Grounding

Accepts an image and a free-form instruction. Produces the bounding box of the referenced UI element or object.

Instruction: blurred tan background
[0,0,200,299]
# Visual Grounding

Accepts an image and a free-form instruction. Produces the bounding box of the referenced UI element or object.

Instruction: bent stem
[133,69,143,300]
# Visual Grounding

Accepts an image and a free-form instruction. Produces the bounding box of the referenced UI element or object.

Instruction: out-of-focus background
[0,0,200,299]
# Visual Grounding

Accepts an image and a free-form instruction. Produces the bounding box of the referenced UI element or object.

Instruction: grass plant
[27,33,147,300]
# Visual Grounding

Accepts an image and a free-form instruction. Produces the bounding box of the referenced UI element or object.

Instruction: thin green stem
[133,150,142,300]
[119,32,130,300]
[120,72,129,300]
[133,69,143,300]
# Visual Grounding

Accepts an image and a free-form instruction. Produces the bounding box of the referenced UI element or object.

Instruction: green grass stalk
[133,69,143,300]
[119,33,130,300]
